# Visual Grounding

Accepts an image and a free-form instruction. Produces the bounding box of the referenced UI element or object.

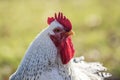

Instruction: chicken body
[10,13,111,80]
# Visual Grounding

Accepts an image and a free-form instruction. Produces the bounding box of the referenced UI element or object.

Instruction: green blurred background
[0,0,120,80]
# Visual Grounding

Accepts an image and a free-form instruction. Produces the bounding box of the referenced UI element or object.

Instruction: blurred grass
[0,0,120,80]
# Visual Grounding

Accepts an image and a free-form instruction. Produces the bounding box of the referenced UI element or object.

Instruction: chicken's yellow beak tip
[66,30,75,36]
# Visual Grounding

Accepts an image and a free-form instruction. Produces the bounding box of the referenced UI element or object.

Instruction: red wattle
[59,37,75,64]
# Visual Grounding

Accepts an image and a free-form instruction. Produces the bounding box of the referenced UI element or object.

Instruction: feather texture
[10,13,111,80]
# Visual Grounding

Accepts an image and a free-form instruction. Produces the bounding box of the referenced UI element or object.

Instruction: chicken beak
[66,30,74,36]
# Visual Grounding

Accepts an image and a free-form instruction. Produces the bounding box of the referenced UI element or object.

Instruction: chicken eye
[54,28,61,33]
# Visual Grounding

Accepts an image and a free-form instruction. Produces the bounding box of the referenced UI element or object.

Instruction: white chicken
[10,12,111,80]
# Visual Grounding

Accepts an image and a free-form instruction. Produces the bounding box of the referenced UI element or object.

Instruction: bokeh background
[0,0,120,80]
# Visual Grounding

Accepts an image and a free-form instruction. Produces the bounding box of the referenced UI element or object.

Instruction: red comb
[47,12,72,32]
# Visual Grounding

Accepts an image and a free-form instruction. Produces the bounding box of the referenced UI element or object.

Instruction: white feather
[9,21,111,80]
